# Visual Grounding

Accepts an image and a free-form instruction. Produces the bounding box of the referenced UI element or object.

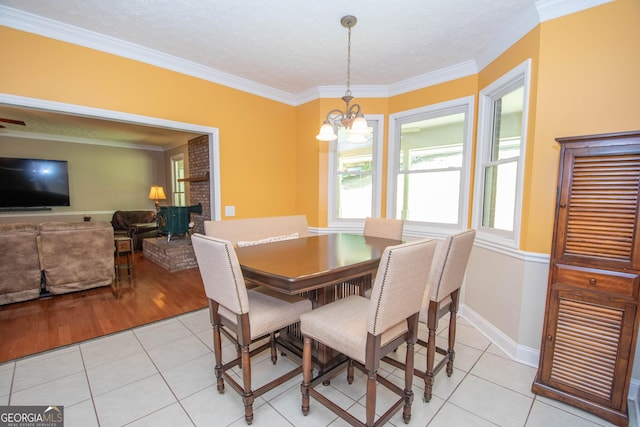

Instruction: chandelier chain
[346,24,352,96]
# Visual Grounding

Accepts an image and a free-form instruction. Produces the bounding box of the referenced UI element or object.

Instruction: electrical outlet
[225,206,235,216]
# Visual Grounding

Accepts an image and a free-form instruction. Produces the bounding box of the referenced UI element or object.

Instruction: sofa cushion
[39,221,114,294]
[0,223,41,305]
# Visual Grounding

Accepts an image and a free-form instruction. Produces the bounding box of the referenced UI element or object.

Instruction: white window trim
[387,96,474,236]
[327,114,384,230]
[170,153,185,206]
[472,58,532,249]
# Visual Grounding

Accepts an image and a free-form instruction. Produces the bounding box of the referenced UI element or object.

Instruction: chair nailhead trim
[224,242,245,314]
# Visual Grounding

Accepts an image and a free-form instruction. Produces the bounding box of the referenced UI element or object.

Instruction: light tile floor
[0,309,620,426]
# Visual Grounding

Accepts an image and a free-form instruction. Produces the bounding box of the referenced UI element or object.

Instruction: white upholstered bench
[203,215,310,247]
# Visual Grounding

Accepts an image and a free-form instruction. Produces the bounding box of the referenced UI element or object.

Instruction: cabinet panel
[554,264,639,297]
[539,289,634,408]
[555,145,640,271]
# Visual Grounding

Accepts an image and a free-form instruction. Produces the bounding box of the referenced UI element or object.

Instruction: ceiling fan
[0,117,26,128]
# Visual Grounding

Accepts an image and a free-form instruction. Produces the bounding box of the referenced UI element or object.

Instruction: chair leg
[446,310,457,377]
[301,336,312,416]
[347,359,354,384]
[424,324,436,402]
[403,340,415,424]
[366,370,377,426]
[236,343,242,369]
[270,332,277,365]
[240,344,254,424]
[213,324,225,393]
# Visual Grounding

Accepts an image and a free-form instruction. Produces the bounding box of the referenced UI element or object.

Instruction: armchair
[111,210,157,252]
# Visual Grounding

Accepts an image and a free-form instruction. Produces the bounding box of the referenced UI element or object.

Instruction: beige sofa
[203,215,310,246]
[0,221,115,304]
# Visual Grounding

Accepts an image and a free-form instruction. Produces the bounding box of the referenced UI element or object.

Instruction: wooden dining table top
[235,233,402,294]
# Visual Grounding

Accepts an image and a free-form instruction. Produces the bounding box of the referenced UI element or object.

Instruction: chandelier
[316,15,369,143]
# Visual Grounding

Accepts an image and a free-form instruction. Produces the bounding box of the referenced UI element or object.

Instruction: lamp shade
[349,116,369,135]
[316,122,338,141]
[148,185,167,200]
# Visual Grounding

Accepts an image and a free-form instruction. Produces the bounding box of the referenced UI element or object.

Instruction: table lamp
[148,185,167,211]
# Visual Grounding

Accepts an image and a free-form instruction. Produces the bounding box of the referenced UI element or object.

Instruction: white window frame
[387,97,474,236]
[472,59,531,248]
[328,114,384,229]
[170,153,185,206]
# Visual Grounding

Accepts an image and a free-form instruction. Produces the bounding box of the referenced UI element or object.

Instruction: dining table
[235,232,403,370]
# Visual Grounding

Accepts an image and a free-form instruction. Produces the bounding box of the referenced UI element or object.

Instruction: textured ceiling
[0,105,199,149]
[0,0,540,93]
[0,1,601,147]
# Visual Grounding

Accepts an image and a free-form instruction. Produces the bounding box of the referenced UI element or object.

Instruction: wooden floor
[0,252,207,364]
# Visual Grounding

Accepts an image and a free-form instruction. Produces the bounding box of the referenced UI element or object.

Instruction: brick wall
[188,135,210,234]
[143,238,197,272]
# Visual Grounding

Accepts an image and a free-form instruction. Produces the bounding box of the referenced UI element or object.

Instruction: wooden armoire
[532,131,640,427]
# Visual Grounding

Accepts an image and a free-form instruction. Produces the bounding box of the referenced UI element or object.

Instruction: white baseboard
[460,303,539,367]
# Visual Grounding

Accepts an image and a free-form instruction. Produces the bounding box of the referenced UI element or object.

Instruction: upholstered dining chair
[363,217,404,240]
[300,238,437,426]
[384,229,476,402]
[191,233,312,425]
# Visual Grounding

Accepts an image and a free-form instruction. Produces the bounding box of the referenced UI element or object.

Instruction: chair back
[191,233,249,315]
[363,217,404,240]
[367,239,437,336]
[426,229,476,304]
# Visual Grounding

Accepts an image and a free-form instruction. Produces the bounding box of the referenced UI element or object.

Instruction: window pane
[171,157,185,206]
[399,113,464,171]
[396,170,460,223]
[334,124,375,220]
[482,161,517,231]
[337,174,372,218]
[491,87,523,161]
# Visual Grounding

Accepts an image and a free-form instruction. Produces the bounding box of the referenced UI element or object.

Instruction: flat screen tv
[0,157,70,209]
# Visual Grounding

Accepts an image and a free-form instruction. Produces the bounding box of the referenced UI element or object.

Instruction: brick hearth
[142,237,198,272]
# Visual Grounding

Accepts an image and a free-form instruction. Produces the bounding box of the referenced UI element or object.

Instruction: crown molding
[388,60,479,96]
[536,0,613,22]
[0,5,297,106]
[1,1,613,106]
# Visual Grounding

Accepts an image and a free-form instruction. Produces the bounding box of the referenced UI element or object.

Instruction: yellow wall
[389,75,478,114]
[526,0,640,253]
[294,99,324,226]
[0,26,297,221]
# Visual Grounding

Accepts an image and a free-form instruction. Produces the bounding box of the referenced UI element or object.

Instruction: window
[328,116,383,226]
[473,59,530,245]
[387,98,474,229]
[171,154,185,206]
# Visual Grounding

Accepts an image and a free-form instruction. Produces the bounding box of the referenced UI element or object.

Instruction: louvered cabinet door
[555,143,640,270]
[538,287,636,414]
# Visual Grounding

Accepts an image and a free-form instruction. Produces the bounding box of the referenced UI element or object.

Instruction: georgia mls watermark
[0,406,63,427]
